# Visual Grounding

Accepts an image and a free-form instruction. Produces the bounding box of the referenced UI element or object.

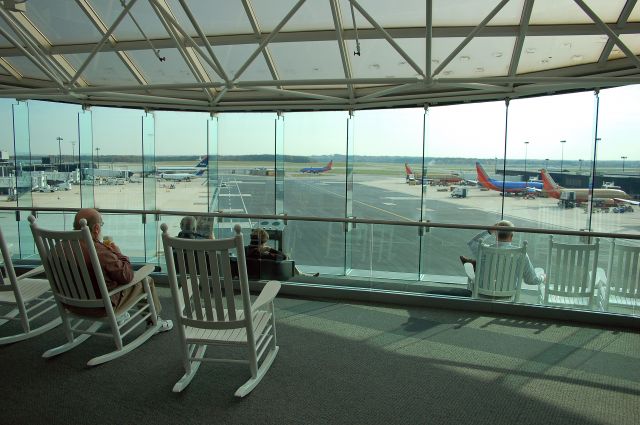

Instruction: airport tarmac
[11,172,638,282]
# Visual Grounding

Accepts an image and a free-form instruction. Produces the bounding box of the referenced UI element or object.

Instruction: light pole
[524,141,529,175]
[560,140,566,174]
[578,159,583,173]
[545,158,549,170]
[95,147,100,169]
[621,156,627,173]
[56,136,63,166]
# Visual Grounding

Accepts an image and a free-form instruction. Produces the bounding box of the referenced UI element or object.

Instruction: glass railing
[3,206,639,319]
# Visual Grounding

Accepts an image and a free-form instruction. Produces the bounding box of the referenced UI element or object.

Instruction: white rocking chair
[464,242,527,301]
[598,240,640,312]
[161,223,280,396]
[29,215,163,366]
[0,225,61,344]
[540,236,601,309]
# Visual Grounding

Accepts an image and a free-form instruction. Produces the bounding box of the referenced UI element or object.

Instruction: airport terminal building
[0,1,639,424]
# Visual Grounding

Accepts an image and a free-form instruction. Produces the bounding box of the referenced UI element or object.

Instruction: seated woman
[246,228,318,277]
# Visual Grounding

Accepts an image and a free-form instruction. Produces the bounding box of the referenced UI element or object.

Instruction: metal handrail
[1,205,638,240]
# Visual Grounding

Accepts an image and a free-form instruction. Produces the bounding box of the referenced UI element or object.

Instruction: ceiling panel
[609,34,640,60]
[269,41,344,80]
[90,0,168,41]
[212,44,273,82]
[345,38,424,79]
[435,37,515,78]
[530,0,626,25]
[127,48,197,84]
[166,0,253,36]
[23,0,103,45]
[64,52,141,85]
[517,35,606,74]
[250,0,335,32]
[432,0,526,27]
[3,57,49,80]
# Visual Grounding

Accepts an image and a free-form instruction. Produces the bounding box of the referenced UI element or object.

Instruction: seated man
[246,228,318,277]
[72,208,172,330]
[461,220,545,286]
[177,216,208,239]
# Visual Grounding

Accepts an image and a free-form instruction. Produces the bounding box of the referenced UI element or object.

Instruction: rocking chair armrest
[107,264,155,296]
[252,280,281,313]
[463,262,475,281]
[131,264,155,284]
[16,265,46,280]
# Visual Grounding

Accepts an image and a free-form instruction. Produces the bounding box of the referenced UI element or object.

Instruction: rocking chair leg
[43,321,102,359]
[173,345,207,393]
[0,316,61,346]
[234,346,279,397]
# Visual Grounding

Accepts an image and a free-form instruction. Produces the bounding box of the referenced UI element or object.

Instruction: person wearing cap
[461,220,545,286]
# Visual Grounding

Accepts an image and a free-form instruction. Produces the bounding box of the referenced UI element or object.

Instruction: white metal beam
[425,0,432,82]
[508,0,534,77]
[177,0,229,83]
[0,57,21,80]
[432,0,511,77]
[149,0,214,102]
[70,0,138,85]
[232,0,306,82]
[573,0,640,70]
[597,0,637,65]
[329,0,354,101]
[241,0,280,85]
[76,0,148,85]
[349,0,424,78]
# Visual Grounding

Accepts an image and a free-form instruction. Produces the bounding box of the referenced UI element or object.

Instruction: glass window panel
[127,48,198,84]
[0,99,15,207]
[592,85,640,235]
[507,92,595,232]
[154,110,208,212]
[142,113,157,263]
[64,52,141,85]
[91,106,144,210]
[351,108,423,277]
[24,0,102,45]
[27,100,81,209]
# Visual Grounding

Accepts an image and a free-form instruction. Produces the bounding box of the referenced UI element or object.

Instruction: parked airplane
[300,160,333,174]
[404,163,462,184]
[475,162,543,193]
[160,168,206,182]
[156,156,208,173]
[540,169,638,205]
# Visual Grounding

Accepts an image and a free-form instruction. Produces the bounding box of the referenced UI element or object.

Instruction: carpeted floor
[1,291,639,425]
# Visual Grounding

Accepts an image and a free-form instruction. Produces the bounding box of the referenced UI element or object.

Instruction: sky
[0,84,638,162]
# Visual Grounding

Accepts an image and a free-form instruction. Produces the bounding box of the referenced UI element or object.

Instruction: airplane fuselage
[476,162,542,193]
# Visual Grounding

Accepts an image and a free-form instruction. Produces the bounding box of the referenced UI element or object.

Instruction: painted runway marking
[218,194,252,197]
[383,202,396,206]
[418,208,435,212]
[220,208,245,212]
[227,181,266,184]
[384,196,419,200]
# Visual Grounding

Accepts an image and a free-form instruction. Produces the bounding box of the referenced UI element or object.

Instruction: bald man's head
[74,208,102,240]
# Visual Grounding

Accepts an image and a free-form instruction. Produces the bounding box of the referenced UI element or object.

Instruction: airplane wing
[614,198,640,206]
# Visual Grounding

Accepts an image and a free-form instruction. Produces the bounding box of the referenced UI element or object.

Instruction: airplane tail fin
[325,160,333,171]
[194,168,206,176]
[540,169,560,192]
[404,163,414,175]
[475,162,495,189]
[196,156,208,168]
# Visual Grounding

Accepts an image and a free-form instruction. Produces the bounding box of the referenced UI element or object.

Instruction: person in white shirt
[462,220,545,286]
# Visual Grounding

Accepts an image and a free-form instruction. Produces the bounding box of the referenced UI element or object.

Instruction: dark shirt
[177,230,207,239]
[245,244,286,261]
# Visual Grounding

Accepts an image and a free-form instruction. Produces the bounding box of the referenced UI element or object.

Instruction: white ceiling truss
[0,0,639,111]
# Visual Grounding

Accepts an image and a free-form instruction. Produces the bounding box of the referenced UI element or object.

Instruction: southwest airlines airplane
[540,168,637,205]
[475,162,543,193]
[300,160,333,174]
